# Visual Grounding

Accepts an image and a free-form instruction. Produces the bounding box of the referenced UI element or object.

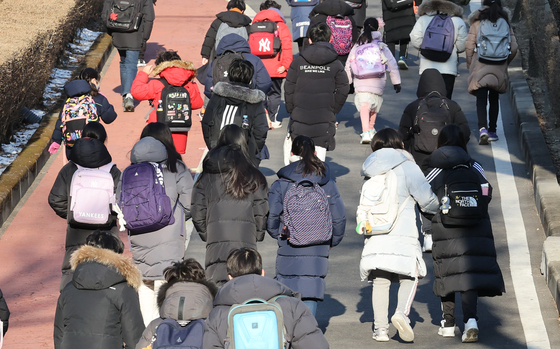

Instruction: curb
[507,54,560,314]
[0,33,114,228]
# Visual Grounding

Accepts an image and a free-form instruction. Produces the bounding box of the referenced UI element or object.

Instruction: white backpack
[356,169,409,235]
[476,18,511,63]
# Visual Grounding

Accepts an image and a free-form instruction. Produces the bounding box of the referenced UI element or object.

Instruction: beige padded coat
[466,8,518,94]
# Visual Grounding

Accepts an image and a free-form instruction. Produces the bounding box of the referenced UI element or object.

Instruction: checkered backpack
[281,179,333,246]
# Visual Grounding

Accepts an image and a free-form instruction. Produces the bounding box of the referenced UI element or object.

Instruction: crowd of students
[34,0,521,347]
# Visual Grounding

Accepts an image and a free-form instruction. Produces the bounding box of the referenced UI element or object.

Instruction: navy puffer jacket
[267,161,346,300]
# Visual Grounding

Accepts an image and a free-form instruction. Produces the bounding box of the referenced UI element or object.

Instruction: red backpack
[248,21,282,58]
[326,15,353,55]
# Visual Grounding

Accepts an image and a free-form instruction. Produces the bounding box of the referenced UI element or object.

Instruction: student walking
[267,135,346,316]
[191,127,269,286]
[409,0,468,99]
[286,0,318,52]
[466,0,517,145]
[358,128,439,342]
[0,288,9,339]
[381,0,416,69]
[122,123,195,326]
[345,17,402,144]
[422,124,505,343]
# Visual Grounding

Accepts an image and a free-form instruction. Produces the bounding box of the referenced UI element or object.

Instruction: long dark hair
[216,124,251,160]
[140,122,183,172]
[291,135,326,177]
[357,17,379,46]
[479,0,509,24]
[437,124,468,153]
[371,128,404,152]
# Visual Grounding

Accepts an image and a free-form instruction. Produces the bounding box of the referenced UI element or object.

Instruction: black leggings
[441,74,456,100]
[441,290,478,326]
[387,40,410,59]
[476,87,500,132]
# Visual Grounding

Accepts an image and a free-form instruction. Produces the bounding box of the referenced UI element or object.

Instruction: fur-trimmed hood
[468,6,511,25]
[213,81,266,104]
[418,0,463,16]
[153,60,197,86]
[155,280,217,321]
[70,245,142,290]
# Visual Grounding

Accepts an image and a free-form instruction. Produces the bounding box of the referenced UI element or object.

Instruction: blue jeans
[303,300,318,317]
[118,50,139,95]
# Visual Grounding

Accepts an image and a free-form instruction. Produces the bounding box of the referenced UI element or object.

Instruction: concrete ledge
[0,33,113,228]
[508,53,560,314]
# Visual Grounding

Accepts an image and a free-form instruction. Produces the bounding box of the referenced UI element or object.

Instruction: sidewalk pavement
[0,0,222,347]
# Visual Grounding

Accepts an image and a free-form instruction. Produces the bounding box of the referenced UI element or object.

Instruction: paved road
[0,0,558,347]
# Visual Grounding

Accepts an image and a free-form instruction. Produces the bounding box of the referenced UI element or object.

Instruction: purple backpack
[119,162,176,234]
[326,16,353,55]
[420,14,455,62]
[281,179,333,246]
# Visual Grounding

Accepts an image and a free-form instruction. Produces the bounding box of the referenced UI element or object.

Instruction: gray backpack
[476,18,511,64]
[215,22,249,51]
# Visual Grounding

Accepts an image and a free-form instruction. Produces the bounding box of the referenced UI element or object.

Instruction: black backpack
[437,163,488,226]
[105,0,144,32]
[413,91,451,153]
[156,78,192,132]
[383,0,414,11]
[212,50,245,87]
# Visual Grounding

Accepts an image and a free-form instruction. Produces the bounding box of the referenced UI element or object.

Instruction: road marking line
[491,106,551,349]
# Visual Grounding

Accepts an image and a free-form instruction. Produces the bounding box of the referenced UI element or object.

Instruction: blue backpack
[153,318,205,349]
[117,162,176,234]
[420,14,455,62]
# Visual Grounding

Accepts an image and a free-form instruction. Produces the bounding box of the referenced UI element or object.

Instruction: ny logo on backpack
[351,41,386,79]
[157,78,192,132]
[226,297,287,349]
[326,15,353,56]
[61,95,99,148]
[117,162,176,234]
[69,163,115,228]
[476,18,511,64]
[281,179,332,246]
[420,14,455,62]
[249,21,282,58]
[105,0,144,32]
[413,91,451,154]
[151,318,205,349]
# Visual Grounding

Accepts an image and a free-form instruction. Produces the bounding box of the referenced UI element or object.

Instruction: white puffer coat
[359,148,439,281]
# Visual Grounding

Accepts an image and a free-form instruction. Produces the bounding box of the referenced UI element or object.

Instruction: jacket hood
[425,145,471,169]
[468,6,511,25]
[309,0,354,18]
[214,274,298,307]
[70,245,142,290]
[130,136,168,164]
[300,42,339,65]
[68,137,112,168]
[361,148,415,177]
[156,281,216,321]
[254,8,286,23]
[216,34,251,55]
[153,60,197,85]
[418,0,463,16]
[64,79,92,97]
[416,68,448,98]
[277,161,331,186]
[216,10,252,27]
[213,82,266,104]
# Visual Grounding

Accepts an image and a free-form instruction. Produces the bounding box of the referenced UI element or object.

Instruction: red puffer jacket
[251,9,293,78]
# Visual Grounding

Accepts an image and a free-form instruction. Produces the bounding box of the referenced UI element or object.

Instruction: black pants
[440,290,478,326]
[265,78,284,122]
[441,74,456,99]
[387,40,410,59]
[476,87,500,132]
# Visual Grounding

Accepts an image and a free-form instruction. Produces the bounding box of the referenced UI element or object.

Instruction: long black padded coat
[191,146,269,285]
[422,145,505,297]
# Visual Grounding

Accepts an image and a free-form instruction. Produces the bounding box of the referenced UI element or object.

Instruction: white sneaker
[438,320,456,337]
[462,318,479,343]
[391,312,414,342]
[372,328,389,342]
[422,233,433,252]
[360,131,372,144]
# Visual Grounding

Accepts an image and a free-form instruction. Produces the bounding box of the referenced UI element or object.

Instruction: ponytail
[357,17,379,46]
[480,0,509,24]
[291,135,326,177]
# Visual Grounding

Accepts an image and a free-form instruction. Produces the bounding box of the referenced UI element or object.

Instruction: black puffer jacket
[54,245,145,349]
[191,146,269,285]
[422,146,505,298]
[398,68,470,165]
[102,0,155,50]
[382,0,417,43]
[201,81,268,165]
[200,10,252,59]
[0,288,9,336]
[284,42,349,151]
[48,137,121,291]
[203,274,329,349]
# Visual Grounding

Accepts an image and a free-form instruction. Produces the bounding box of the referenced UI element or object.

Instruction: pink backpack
[326,16,353,55]
[68,163,115,227]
